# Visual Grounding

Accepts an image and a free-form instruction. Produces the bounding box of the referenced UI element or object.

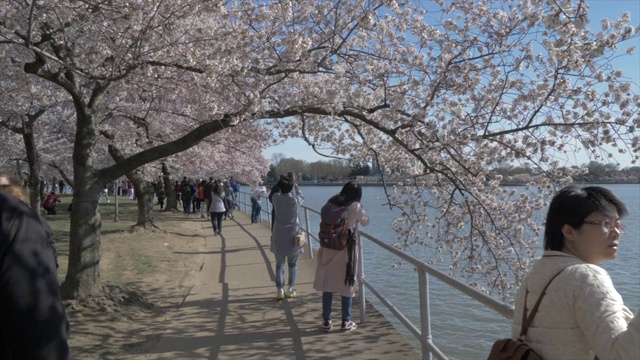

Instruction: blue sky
[262,0,640,167]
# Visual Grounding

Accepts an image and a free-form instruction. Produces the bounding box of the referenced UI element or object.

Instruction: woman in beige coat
[512,186,639,359]
[313,181,369,332]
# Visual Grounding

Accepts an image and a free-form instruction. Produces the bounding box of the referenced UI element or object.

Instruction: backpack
[318,202,350,250]
[156,187,166,199]
[180,182,192,198]
[487,267,568,360]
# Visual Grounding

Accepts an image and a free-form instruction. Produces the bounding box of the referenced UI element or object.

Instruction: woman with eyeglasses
[511,186,639,359]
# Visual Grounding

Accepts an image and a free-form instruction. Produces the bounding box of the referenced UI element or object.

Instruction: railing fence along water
[237,191,515,360]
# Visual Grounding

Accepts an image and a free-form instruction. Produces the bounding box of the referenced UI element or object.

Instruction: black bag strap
[519,266,568,339]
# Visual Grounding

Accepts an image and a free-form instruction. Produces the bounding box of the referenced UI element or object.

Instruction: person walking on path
[224,181,235,220]
[156,182,167,210]
[251,183,267,224]
[204,177,213,220]
[128,181,135,200]
[229,177,240,210]
[209,181,226,236]
[198,179,207,218]
[270,176,304,300]
[100,184,110,203]
[180,177,194,216]
[268,172,304,229]
[0,175,70,359]
[313,181,370,332]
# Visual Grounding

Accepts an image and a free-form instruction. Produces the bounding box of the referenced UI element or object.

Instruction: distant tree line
[267,156,640,185]
[265,153,371,183]
[492,161,640,185]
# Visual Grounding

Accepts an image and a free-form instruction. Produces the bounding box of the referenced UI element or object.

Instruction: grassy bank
[44,195,208,358]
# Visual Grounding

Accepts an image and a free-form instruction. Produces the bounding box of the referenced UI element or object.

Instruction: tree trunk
[59,104,104,299]
[60,175,103,299]
[12,112,43,210]
[162,162,177,211]
[27,169,41,211]
[129,173,161,231]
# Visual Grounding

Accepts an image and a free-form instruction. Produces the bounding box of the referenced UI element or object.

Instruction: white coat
[512,251,640,359]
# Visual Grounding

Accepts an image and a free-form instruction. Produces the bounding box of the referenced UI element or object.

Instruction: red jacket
[42,194,60,209]
[198,185,205,201]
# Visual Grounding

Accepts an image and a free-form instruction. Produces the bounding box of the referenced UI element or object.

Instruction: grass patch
[42,194,207,358]
[45,195,141,283]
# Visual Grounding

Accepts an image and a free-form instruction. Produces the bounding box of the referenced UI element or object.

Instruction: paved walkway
[138,211,420,359]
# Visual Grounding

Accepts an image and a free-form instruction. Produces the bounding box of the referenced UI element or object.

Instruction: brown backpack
[487,268,567,360]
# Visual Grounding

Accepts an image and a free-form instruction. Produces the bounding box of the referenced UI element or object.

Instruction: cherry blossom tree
[270,0,639,298]
[0,55,73,208]
[1,0,637,302]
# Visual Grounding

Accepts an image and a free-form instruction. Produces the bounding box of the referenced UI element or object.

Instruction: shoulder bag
[487,267,567,360]
[294,232,306,247]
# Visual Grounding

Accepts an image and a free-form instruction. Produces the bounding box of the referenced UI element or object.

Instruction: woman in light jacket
[314,181,369,332]
[512,186,639,359]
[270,176,304,300]
[208,181,226,236]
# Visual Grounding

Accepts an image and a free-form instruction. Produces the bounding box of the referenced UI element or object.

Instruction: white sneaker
[341,320,357,331]
[286,287,296,298]
[276,288,284,300]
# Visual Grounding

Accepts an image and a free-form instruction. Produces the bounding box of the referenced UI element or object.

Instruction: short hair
[544,186,628,251]
[277,176,293,194]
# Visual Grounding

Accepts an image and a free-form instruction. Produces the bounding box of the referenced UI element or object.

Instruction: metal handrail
[236,191,514,360]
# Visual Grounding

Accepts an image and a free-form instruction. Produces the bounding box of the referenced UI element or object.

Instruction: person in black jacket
[0,175,70,359]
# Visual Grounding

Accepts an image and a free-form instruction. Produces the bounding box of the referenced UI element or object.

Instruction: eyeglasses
[583,219,626,234]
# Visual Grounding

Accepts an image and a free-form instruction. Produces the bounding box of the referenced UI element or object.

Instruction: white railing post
[418,271,433,360]
[303,208,313,259]
[359,235,366,323]
[266,199,272,228]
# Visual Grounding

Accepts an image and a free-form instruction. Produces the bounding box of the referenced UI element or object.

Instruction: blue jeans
[210,211,224,234]
[251,197,261,223]
[322,292,353,323]
[275,254,298,289]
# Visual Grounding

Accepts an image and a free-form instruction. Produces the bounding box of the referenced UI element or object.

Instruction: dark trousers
[210,211,224,234]
[182,197,192,215]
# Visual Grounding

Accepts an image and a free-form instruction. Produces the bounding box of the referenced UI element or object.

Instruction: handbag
[487,267,567,360]
[294,232,306,247]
